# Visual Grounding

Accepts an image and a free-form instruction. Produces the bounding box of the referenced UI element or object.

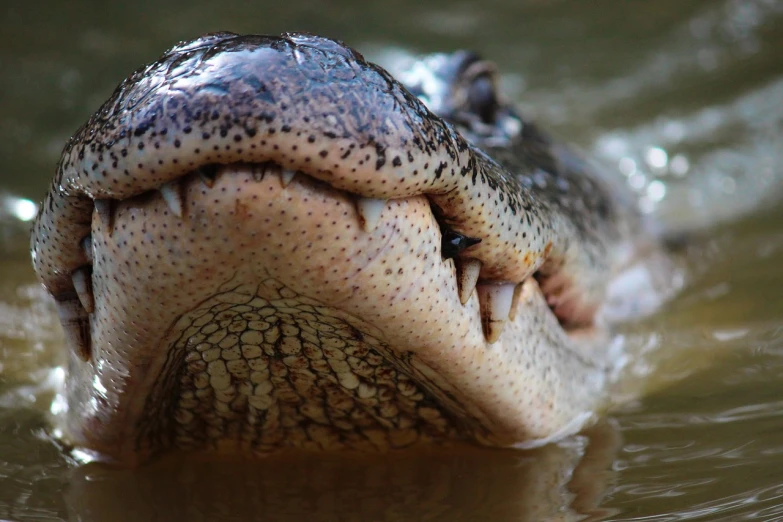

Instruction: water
[1,0,783,519]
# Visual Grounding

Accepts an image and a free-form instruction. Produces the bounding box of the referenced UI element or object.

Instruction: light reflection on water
[593,74,783,233]
[1,0,783,520]
[0,194,38,223]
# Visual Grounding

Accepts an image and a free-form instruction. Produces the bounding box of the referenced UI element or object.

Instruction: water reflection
[65,423,621,521]
[592,72,783,232]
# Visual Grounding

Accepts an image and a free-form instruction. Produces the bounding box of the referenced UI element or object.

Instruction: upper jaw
[32,32,604,325]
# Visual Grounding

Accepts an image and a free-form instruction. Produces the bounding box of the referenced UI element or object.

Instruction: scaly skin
[31,33,665,464]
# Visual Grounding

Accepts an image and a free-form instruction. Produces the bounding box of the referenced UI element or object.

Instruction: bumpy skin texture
[31,33,656,463]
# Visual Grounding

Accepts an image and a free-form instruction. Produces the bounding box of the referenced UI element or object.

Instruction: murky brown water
[2,0,783,520]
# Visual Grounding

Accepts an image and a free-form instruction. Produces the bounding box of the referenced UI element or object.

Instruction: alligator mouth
[88,158,592,349]
[30,33,631,463]
[56,158,606,463]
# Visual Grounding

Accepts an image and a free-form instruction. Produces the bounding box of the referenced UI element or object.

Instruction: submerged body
[31,33,672,463]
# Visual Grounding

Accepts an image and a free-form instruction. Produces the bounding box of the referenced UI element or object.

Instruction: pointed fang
[356,198,386,232]
[71,267,94,314]
[509,282,524,321]
[160,180,184,217]
[94,199,113,232]
[250,162,275,182]
[456,258,482,305]
[55,296,91,361]
[281,169,297,187]
[477,282,517,343]
[81,235,93,263]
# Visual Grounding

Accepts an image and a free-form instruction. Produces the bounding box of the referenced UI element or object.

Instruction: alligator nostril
[441,229,481,259]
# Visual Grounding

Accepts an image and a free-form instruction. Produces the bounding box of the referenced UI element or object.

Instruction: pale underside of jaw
[55,161,610,462]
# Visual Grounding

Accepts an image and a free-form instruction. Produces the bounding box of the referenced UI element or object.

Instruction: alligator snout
[31,33,667,463]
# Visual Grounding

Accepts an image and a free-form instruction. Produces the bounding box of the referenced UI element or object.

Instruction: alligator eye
[467,74,499,124]
[441,229,482,259]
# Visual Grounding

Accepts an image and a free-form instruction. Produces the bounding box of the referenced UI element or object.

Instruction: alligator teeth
[159,180,184,217]
[477,282,517,343]
[93,199,113,233]
[81,235,93,263]
[509,282,524,321]
[71,267,94,314]
[456,258,482,305]
[54,297,91,361]
[281,169,297,187]
[356,198,386,232]
[248,162,272,182]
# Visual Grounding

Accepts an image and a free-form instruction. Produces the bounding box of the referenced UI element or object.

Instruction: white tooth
[55,297,91,361]
[250,163,273,182]
[456,258,482,305]
[94,199,113,232]
[509,282,524,320]
[281,169,297,187]
[160,180,184,217]
[81,235,93,262]
[476,282,517,344]
[356,198,386,232]
[71,267,94,314]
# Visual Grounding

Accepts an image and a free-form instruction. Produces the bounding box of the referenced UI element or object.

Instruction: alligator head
[31,33,666,464]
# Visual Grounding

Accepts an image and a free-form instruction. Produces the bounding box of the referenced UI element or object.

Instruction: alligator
[30,32,673,464]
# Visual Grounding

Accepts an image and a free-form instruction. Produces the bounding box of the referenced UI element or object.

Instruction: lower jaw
[60,163,608,464]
